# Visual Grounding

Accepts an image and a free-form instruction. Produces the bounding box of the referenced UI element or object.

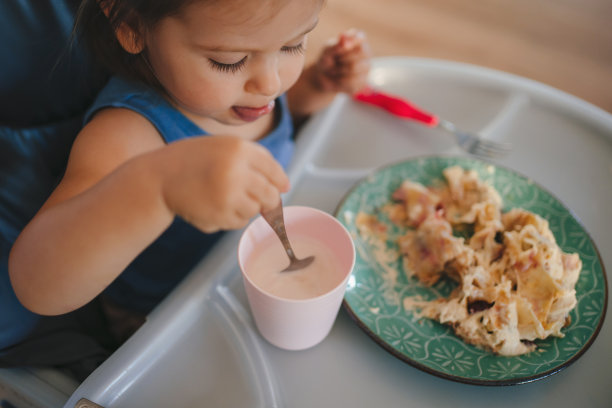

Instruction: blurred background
[307,0,612,113]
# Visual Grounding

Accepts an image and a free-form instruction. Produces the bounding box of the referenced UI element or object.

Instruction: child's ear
[114,24,145,54]
[97,0,145,54]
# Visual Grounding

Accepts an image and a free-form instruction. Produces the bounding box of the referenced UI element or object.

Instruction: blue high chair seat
[0,0,108,244]
[1,1,108,126]
[1,1,109,406]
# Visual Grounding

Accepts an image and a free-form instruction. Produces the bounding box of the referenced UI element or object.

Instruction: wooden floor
[307,0,612,113]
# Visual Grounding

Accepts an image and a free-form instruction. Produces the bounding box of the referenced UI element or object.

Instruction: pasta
[356,166,582,356]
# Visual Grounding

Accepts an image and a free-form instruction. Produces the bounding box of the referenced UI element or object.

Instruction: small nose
[245,57,281,97]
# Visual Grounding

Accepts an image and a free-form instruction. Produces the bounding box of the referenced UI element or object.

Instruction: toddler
[3,0,370,378]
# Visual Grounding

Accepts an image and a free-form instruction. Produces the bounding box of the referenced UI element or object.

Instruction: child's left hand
[313,29,371,94]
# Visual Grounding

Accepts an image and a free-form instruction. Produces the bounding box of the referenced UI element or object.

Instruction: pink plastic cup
[238,206,355,351]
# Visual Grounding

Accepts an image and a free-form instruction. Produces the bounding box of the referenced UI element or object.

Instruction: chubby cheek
[146,51,234,113]
[279,57,306,93]
[177,76,238,114]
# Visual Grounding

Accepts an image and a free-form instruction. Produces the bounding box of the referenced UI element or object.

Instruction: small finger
[336,29,367,53]
[246,171,281,210]
[234,194,261,222]
[249,144,290,192]
[225,210,250,230]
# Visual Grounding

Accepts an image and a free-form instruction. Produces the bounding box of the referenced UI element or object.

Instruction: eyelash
[208,43,305,74]
[281,43,305,55]
[208,57,247,74]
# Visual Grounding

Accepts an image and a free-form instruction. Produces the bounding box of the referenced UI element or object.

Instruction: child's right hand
[154,135,290,233]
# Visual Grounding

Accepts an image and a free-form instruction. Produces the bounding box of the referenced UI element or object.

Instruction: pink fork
[353,87,512,158]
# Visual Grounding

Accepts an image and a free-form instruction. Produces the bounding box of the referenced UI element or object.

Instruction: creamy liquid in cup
[244,234,343,300]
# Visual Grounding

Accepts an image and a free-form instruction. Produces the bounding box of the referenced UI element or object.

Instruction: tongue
[233,100,275,122]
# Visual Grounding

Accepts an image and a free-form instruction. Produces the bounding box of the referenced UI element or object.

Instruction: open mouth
[232,100,275,122]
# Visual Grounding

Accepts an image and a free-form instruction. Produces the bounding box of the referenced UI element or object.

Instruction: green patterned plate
[336,156,607,385]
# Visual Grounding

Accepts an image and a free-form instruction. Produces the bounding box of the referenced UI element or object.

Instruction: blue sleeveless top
[84,76,295,313]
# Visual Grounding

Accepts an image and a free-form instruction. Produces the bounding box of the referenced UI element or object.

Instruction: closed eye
[281,43,305,55]
[208,42,304,73]
[208,57,247,74]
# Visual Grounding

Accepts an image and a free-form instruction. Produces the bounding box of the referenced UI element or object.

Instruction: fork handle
[353,87,439,127]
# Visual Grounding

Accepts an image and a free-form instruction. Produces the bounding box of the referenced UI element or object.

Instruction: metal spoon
[260,200,315,272]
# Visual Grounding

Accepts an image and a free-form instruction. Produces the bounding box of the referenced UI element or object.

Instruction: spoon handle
[261,200,297,261]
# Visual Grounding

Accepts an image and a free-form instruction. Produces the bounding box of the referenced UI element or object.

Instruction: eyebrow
[204,19,319,53]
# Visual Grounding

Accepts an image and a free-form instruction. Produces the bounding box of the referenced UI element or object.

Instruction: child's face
[143,0,324,128]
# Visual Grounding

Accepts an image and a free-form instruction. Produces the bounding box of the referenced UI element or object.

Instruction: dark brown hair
[74,0,196,88]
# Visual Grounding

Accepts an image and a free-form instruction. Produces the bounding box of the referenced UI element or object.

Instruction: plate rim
[335,154,609,386]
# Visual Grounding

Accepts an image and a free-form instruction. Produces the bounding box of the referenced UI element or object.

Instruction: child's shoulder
[85,76,164,124]
[84,76,202,144]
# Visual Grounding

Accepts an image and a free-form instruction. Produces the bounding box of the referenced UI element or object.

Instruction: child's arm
[8,108,289,315]
[287,29,371,122]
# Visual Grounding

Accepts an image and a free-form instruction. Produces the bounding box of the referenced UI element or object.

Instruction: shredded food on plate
[355,166,582,356]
